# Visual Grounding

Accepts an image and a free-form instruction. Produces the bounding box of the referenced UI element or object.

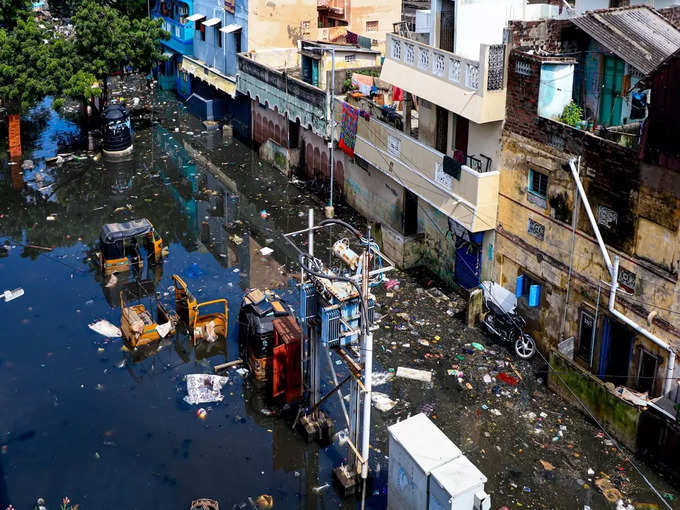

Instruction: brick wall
[659,6,680,28]
[505,49,641,252]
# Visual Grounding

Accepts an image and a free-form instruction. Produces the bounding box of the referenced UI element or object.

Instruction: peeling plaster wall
[247,0,318,50]
[496,128,680,395]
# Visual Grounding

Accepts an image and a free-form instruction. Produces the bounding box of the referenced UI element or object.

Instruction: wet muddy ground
[0,77,677,510]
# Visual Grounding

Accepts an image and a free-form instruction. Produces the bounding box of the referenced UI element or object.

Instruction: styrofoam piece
[396,366,432,383]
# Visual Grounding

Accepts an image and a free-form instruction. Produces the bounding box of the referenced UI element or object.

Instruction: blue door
[454,231,483,290]
[599,317,634,383]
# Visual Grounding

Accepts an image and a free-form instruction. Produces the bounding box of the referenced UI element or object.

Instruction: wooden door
[439,0,455,52]
[598,56,625,127]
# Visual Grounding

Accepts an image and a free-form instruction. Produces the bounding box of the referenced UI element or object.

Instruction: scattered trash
[88,320,122,338]
[260,247,274,256]
[230,234,244,245]
[255,495,273,509]
[396,366,432,383]
[259,210,269,219]
[371,371,394,386]
[105,274,118,287]
[539,460,555,471]
[595,477,623,503]
[156,322,172,338]
[184,374,229,405]
[205,320,217,343]
[2,288,24,302]
[385,279,400,291]
[313,483,330,494]
[372,392,397,412]
[496,372,519,387]
[471,342,485,351]
[46,215,56,221]
[196,408,208,420]
[483,374,492,384]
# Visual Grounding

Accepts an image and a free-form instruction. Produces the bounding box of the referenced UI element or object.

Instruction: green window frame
[528,168,548,199]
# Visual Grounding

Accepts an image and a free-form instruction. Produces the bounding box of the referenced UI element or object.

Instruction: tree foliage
[72,0,168,97]
[0,19,55,113]
[0,0,32,29]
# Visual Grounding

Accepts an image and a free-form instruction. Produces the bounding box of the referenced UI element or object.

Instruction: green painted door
[312,60,319,87]
[598,56,625,127]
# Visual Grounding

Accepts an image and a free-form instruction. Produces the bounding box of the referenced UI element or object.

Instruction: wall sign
[387,134,401,157]
[224,0,235,14]
[597,205,618,229]
[528,218,545,240]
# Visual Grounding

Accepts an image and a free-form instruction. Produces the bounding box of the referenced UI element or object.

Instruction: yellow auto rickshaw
[97,218,167,275]
[172,274,228,345]
[120,282,178,348]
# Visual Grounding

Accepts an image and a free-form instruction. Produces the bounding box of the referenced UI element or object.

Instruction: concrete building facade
[495,7,680,414]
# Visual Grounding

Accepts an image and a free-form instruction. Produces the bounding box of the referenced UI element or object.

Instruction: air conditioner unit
[415,9,432,34]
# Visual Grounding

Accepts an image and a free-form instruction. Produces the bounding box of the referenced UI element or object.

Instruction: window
[366,20,379,32]
[528,168,548,198]
[577,309,595,363]
[196,20,205,41]
[345,54,356,62]
[515,273,542,307]
[216,26,222,48]
[637,350,658,395]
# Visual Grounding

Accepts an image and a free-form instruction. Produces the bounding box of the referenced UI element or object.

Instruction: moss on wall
[549,350,641,451]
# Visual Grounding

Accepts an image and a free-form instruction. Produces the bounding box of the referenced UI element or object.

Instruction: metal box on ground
[387,413,462,510]
[272,315,302,403]
[429,455,490,510]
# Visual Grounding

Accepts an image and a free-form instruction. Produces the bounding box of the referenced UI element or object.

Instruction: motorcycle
[480,281,537,360]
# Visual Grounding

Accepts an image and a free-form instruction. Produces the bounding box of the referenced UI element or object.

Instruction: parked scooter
[480,281,537,359]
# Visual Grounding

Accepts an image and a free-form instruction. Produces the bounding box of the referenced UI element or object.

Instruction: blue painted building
[189,0,248,78]
[151,0,195,97]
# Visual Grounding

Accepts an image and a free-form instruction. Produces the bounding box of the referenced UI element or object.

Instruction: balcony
[317,0,345,14]
[336,100,499,232]
[381,33,507,124]
[153,14,194,55]
[237,53,330,139]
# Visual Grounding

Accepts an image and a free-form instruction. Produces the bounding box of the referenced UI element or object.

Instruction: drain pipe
[569,159,675,396]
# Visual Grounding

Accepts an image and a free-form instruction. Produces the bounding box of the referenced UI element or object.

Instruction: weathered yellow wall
[496,130,680,395]
[247,0,319,50]
[347,0,402,44]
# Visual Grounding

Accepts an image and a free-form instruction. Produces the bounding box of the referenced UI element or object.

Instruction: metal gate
[454,230,483,290]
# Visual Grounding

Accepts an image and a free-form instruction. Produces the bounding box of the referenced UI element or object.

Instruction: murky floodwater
[1,85,677,510]
[0,90,386,510]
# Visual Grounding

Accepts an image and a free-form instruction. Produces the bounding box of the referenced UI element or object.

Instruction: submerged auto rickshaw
[120,282,178,348]
[96,219,167,275]
[172,274,228,344]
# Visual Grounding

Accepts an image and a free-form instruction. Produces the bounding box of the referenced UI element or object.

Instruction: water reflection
[0,91,378,510]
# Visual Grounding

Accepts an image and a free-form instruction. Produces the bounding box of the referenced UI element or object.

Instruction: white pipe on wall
[568,158,676,397]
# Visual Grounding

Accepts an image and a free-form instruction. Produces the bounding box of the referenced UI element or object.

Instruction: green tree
[72,0,168,101]
[0,0,32,30]
[0,19,55,114]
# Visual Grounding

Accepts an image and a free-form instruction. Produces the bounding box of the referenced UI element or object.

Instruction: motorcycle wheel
[515,333,536,360]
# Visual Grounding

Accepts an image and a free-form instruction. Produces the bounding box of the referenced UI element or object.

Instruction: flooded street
[0,86,677,510]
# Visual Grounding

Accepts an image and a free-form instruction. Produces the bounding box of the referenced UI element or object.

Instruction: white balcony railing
[382,33,507,123]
